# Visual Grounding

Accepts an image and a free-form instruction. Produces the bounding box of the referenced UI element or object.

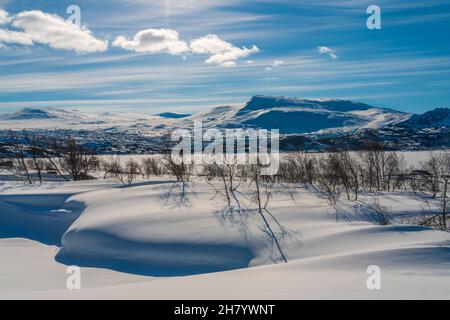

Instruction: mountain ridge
[187,95,412,135]
[0,95,448,136]
[0,96,448,152]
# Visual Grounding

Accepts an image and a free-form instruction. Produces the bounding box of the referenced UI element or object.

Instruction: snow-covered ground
[1,174,450,300]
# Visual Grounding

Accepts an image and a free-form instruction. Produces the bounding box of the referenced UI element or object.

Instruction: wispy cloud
[318,46,338,59]
[265,59,285,70]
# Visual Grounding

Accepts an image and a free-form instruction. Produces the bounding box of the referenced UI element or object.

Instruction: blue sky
[0,0,450,115]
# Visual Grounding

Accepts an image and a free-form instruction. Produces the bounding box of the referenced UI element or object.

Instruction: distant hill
[397,107,450,128]
[1,108,59,120]
[157,112,191,119]
[189,95,411,135]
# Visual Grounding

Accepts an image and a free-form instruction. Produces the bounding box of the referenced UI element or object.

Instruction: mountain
[240,95,375,112]
[190,95,411,135]
[2,108,59,120]
[0,107,102,123]
[397,107,450,128]
[157,112,191,119]
[0,97,413,135]
[0,97,448,152]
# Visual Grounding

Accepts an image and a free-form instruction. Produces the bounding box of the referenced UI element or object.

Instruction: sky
[0,0,450,115]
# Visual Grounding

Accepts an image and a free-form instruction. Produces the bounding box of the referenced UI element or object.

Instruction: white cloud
[0,10,107,53]
[205,45,259,66]
[1,8,259,65]
[0,29,32,45]
[0,9,10,25]
[190,34,259,66]
[318,46,338,59]
[112,31,259,66]
[189,34,233,55]
[272,59,284,67]
[265,59,284,71]
[113,28,189,55]
[11,10,108,53]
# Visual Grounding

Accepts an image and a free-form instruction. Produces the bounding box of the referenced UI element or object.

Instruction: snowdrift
[58,183,266,276]
[1,178,450,298]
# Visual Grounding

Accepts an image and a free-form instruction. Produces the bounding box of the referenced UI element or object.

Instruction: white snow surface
[1,176,450,299]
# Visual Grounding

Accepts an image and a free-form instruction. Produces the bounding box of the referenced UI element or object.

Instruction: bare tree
[384,152,406,191]
[56,138,98,181]
[11,137,32,184]
[422,152,441,198]
[316,156,340,205]
[436,152,450,229]
[358,142,385,192]
[248,163,288,263]
[203,163,232,206]
[102,157,122,179]
[281,152,316,184]
[162,153,192,183]
[324,152,360,201]
[28,136,45,184]
[415,151,450,230]
[141,157,163,178]
[372,197,391,225]
[441,174,449,230]
[117,159,141,187]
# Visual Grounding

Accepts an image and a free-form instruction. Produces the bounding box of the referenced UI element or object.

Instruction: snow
[58,182,258,276]
[195,96,411,135]
[0,107,165,131]
[402,107,450,128]
[0,96,412,135]
[1,173,450,299]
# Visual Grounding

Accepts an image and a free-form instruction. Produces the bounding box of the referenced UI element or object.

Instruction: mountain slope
[397,107,450,128]
[4,108,58,120]
[189,95,412,135]
[157,112,191,119]
[0,107,103,123]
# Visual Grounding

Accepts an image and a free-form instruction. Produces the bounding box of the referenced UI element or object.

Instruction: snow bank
[58,182,264,276]
[0,192,81,245]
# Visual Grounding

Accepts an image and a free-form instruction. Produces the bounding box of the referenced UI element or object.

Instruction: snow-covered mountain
[0,96,414,134]
[2,108,59,120]
[188,95,411,134]
[0,107,162,131]
[1,107,93,121]
[397,107,450,128]
[0,96,448,152]
[157,112,191,119]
